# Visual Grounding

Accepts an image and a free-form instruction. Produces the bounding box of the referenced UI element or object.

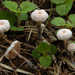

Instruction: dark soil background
[0,0,75,75]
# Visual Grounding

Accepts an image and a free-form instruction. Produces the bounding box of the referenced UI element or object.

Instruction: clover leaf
[39,55,52,67]
[38,42,51,53]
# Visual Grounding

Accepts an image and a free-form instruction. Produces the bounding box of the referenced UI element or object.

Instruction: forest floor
[0,0,75,75]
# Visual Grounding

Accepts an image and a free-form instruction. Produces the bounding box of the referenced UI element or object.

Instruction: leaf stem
[43,1,53,30]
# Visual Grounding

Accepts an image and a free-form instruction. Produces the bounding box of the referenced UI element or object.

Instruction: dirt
[0,0,75,75]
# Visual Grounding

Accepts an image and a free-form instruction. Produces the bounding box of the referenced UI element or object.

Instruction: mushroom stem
[9,59,18,75]
[14,50,33,66]
[1,33,4,37]
[14,50,37,69]
[37,22,42,39]
[64,40,68,49]
[70,51,75,64]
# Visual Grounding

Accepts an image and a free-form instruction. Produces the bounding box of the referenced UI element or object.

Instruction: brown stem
[9,59,18,75]
[14,50,37,69]
[37,22,42,39]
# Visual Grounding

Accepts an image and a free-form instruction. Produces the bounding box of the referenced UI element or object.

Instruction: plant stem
[43,1,53,30]
[37,22,42,39]
[9,59,18,75]
[16,13,21,27]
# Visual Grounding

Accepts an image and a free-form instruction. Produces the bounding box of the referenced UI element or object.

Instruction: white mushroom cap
[31,9,49,22]
[56,29,72,40]
[41,23,45,28]
[5,40,20,59]
[67,43,75,52]
[0,20,10,33]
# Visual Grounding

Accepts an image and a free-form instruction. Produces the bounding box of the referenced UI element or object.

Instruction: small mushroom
[67,43,75,64]
[31,9,49,39]
[31,9,49,22]
[0,20,10,37]
[56,28,72,49]
[5,40,37,69]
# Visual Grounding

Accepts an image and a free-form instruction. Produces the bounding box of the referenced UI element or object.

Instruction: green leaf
[49,45,57,55]
[20,1,38,13]
[51,17,66,26]
[38,42,51,53]
[17,27,24,31]
[10,26,24,31]
[10,26,17,31]
[69,14,75,25]
[0,11,17,26]
[55,30,59,35]
[56,0,73,16]
[51,0,67,4]
[19,13,28,23]
[68,41,75,44]
[39,55,52,67]
[65,21,75,28]
[2,1,18,12]
[32,48,40,59]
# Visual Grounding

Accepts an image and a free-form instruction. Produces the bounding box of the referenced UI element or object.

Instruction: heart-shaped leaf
[51,17,66,26]
[39,55,52,67]
[19,13,28,23]
[32,48,40,59]
[38,42,51,53]
[2,1,18,12]
[20,1,38,13]
[0,11,17,27]
[56,0,73,16]
[49,45,57,55]
[69,14,75,25]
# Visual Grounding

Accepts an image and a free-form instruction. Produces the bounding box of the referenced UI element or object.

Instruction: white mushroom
[0,20,10,36]
[56,28,72,49]
[67,43,75,64]
[57,29,72,41]
[31,9,49,22]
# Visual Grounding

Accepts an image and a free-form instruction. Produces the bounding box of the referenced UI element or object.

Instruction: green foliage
[32,42,57,67]
[49,45,57,55]
[2,1,38,13]
[51,17,75,28]
[10,26,24,31]
[38,42,51,53]
[51,17,66,26]
[20,1,38,13]
[39,55,52,67]
[32,48,40,59]
[2,1,18,13]
[19,13,28,23]
[51,0,73,16]
[69,14,75,25]
[51,0,67,4]
[2,1,37,28]
[0,11,17,26]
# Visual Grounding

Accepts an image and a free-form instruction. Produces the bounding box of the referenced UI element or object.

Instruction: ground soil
[0,0,75,75]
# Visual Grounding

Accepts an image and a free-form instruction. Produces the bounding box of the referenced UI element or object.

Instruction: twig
[0,63,34,75]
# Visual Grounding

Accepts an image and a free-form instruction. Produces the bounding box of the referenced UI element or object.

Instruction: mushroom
[0,20,10,37]
[31,9,49,22]
[31,9,49,39]
[5,40,37,69]
[67,43,75,64]
[56,28,72,49]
